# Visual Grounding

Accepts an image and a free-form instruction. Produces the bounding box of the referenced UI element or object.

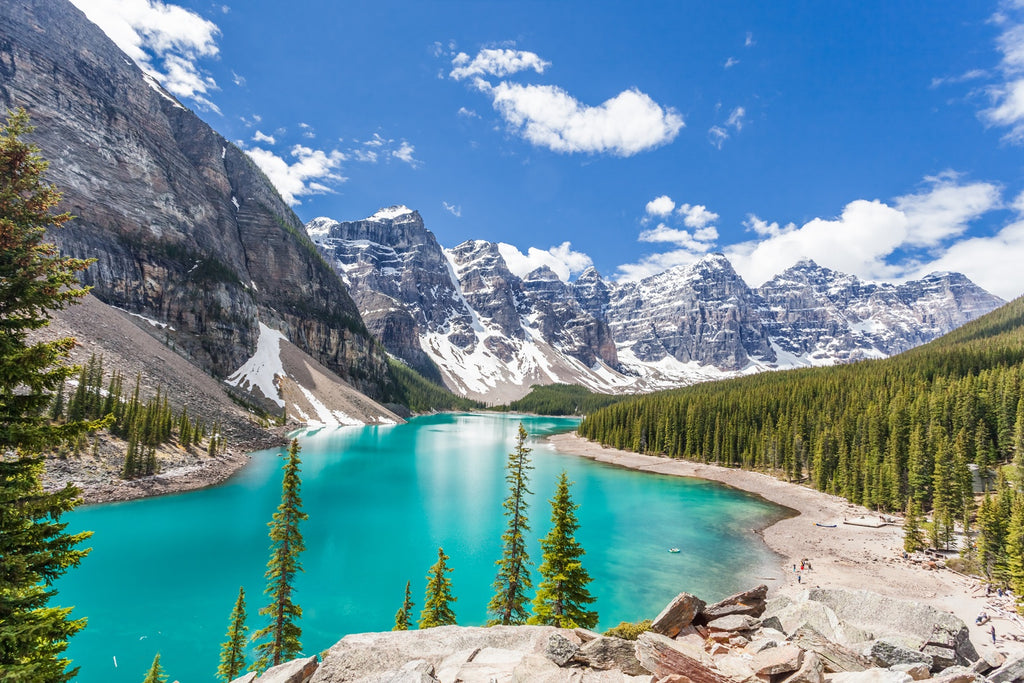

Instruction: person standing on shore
[991,625,996,644]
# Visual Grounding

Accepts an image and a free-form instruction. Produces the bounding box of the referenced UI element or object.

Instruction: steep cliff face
[308,211,623,401]
[605,254,775,371]
[755,260,1005,363]
[0,0,390,398]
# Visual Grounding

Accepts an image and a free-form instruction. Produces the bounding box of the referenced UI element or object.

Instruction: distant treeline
[498,384,625,416]
[384,359,484,413]
[53,354,223,478]
[579,297,1024,518]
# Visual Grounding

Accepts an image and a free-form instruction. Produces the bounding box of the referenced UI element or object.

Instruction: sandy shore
[548,432,1024,659]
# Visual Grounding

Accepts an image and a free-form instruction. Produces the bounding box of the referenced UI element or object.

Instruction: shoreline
[547,431,1024,659]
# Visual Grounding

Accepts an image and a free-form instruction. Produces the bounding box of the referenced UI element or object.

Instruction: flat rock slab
[634,632,732,683]
[786,626,872,673]
[652,592,707,637]
[576,636,649,676]
[752,644,804,676]
[255,656,319,683]
[867,640,933,669]
[987,653,1024,683]
[706,614,760,633]
[701,585,769,622]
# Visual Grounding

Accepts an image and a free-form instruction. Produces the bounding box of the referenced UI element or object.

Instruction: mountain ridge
[307,208,1005,401]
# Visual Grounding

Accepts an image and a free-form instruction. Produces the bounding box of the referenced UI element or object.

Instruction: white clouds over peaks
[497,242,593,282]
[449,47,683,156]
[245,145,346,206]
[617,177,1011,294]
[450,49,550,81]
[252,130,276,144]
[619,196,721,281]
[70,0,221,112]
[722,175,1002,289]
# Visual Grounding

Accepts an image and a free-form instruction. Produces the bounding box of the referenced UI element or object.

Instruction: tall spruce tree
[251,439,308,671]
[528,471,598,629]
[419,547,457,628]
[0,109,102,682]
[488,423,534,625]
[393,580,414,631]
[218,587,248,681]
[141,653,167,683]
[903,500,925,553]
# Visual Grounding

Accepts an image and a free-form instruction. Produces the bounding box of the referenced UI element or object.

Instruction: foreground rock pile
[233,586,1024,683]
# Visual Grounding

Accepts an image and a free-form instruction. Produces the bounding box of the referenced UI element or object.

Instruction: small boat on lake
[668,547,681,553]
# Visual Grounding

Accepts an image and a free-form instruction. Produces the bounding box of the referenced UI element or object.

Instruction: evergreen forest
[579,296,1024,528]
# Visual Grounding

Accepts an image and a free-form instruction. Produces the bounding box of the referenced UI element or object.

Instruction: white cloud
[894,172,1002,246]
[983,7,1024,142]
[70,0,222,112]
[449,47,683,156]
[708,125,729,149]
[726,106,746,131]
[450,49,550,81]
[231,70,245,87]
[745,32,755,47]
[497,241,593,282]
[488,83,684,156]
[645,195,676,216]
[442,201,462,217]
[678,203,719,229]
[392,141,418,166]
[457,107,479,118]
[252,130,275,144]
[244,144,346,206]
[351,149,378,163]
[724,57,740,69]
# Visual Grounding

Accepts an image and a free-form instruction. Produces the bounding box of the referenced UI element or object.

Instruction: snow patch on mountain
[225,322,287,407]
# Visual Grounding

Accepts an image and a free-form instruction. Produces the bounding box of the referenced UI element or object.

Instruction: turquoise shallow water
[57,413,788,682]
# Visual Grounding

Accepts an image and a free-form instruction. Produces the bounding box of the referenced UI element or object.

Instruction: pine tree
[218,587,248,681]
[488,423,534,625]
[141,653,167,683]
[903,500,925,553]
[0,108,102,682]
[393,580,414,631]
[419,547,457,628]
[528,471,598,629]
[251,439,308,671]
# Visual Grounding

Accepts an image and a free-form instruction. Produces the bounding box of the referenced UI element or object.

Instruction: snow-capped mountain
[307,208,1006,402]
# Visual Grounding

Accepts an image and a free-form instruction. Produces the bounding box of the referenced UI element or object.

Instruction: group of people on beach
[793,558,812,584]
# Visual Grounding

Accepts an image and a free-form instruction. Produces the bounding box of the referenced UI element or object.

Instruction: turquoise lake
[57,413,789,682]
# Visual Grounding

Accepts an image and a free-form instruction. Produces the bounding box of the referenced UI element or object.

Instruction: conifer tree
[488,423,534,625]
[903,500,925,553]
[251,439,308,671]
[419,547,457,628]
[528,471,598,629]
[141,653,167,683]
[218,587,248,681]
[393,580,414,631]
[0,108,102,682]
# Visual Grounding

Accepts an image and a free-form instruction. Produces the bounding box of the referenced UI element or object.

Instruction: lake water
[57,413,788,682]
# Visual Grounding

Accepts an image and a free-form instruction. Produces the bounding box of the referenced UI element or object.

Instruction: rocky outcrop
[755,261,1004,362]
[605,254,775,371]
[0,0,391,402]
[252,585,1009,683]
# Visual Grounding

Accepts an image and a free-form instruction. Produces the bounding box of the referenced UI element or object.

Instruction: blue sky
[71,0,1024,299]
